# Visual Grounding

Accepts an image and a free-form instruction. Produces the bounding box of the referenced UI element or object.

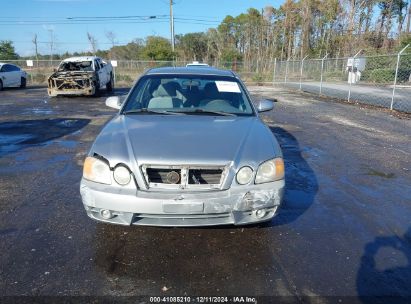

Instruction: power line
[66,15,169,19]
[0,15,168,20]
[0,15,170,25]
[9,40,131,45]
[0,20,171,26]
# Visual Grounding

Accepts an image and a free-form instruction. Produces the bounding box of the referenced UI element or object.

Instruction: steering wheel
[204,99,239,112]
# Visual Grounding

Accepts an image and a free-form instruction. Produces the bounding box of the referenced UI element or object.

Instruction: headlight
[255,158,284,184]
[236,166,253,185]
[83,156,111,185]
[113,165,131,185]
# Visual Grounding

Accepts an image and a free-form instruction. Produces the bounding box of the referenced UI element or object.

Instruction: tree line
[1,2,411,62]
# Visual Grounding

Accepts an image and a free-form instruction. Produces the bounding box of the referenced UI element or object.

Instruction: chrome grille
[188,169,223,185]
[141,165,228,190]
[146,168,181,184]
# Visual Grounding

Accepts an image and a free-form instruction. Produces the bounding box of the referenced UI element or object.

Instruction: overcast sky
[1,0,281,56]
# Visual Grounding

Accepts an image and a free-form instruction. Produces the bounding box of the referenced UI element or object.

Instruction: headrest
[204,82,220,99]
[153,82,179,97]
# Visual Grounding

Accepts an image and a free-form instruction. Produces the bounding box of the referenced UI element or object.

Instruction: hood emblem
[166,171,180,184]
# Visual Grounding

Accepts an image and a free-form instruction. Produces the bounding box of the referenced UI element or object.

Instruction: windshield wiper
[167,109,236,116]
[122,108,182,115]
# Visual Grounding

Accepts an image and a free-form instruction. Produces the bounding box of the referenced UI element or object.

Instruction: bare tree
[48,28,55,65]
[105,31,116,59]
[300,0,313,58]
[32,33,39,67]
[87,32,98,55]
[382,0,395,48]
[407,1,411,32]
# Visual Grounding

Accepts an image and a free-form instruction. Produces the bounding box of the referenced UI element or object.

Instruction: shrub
[116,74,133,83]
[397,69,411,83]
[32,73,46,84]
[364,68,411,83]
[367,69,395,83]
[252,73,264,85]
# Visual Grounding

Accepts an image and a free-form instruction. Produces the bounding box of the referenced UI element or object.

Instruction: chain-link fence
[0,59,178,86]
[273,45,411,113]
[0,58,269,86]
[1,46,410,112]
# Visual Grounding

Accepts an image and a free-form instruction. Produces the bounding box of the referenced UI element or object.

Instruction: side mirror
[256,99,274,112]
[105,96,121,110]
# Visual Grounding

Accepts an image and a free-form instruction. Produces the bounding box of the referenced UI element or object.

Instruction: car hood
[48,71,94,79]
[92,114,281,166]
[91,114,282,190]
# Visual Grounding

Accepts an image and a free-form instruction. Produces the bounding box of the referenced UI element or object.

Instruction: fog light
[236,166,253,185]
[255,209,266,219]
[100,209,113,219]
[113,165,131,185]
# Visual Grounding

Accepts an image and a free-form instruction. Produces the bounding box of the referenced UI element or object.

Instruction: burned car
[48,56,113,97]
[80,67,284,226]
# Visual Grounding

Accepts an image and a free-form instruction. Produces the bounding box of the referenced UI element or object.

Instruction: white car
[0,63,27,90]
[186,61,209,67]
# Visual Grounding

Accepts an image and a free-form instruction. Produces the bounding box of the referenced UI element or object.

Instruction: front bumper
[80,179,284,227]
[48,87,96,97]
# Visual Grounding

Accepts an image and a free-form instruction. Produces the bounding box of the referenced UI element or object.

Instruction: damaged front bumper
[80,179,285,227]
[47,72,96,97]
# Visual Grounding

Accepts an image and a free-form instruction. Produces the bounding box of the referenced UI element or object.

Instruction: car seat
[199,82,221,107]
[148,82,183,109]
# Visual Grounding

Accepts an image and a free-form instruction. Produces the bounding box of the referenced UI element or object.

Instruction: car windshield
[58,61,93,72]
[122,75,254,116]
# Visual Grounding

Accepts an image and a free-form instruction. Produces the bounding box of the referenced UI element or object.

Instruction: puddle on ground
[0,118,90,157]
[0,134,34,156]
[21,107,54,115]
[301,146,325,158]
[32,108,54,115]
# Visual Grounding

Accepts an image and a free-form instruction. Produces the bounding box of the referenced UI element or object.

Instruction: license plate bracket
[162,202,204,214]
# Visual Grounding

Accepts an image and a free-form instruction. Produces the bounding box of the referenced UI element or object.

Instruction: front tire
[106,74,114,92]
[93,81,100,97]
[20,77,26,88]
[0,80,3,91]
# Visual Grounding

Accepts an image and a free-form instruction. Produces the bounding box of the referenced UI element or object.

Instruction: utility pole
[407,2,411,33]
[48,29,54,65]
[32,34,39,67]
[170,0,175,51]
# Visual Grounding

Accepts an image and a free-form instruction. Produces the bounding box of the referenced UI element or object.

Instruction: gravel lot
[0,85,410,303]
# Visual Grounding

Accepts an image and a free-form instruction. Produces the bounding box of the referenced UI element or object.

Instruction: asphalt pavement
[0,85,410,303]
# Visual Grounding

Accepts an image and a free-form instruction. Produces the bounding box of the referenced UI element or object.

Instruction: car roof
[186,63,209,66]
[145,66,236,77]
[62,56,98,62]
[0,62,18,68]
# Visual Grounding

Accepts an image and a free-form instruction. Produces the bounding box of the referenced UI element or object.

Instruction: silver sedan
[80,67,284,226]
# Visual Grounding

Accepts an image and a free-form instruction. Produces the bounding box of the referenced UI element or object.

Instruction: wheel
[20,77,26,88]
[106,74,114,92]
[93,81,100,97]
[0,80,3,91]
